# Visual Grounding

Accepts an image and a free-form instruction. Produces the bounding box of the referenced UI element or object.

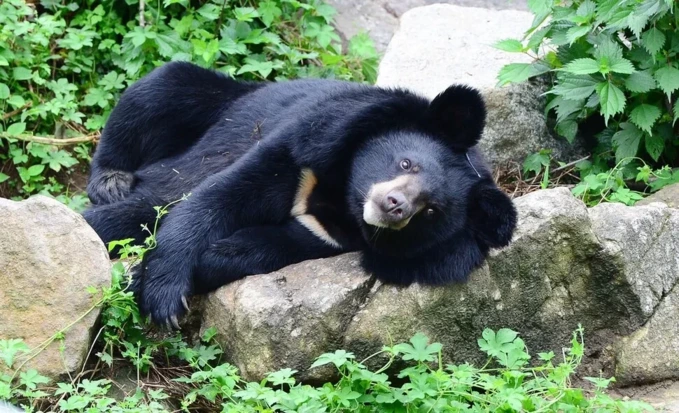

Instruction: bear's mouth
[361,175,424,230]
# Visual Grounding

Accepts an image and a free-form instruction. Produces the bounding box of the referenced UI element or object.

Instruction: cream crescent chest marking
[291,168,341,248]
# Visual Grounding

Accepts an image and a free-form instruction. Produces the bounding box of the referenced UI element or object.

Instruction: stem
[0,132,99,146]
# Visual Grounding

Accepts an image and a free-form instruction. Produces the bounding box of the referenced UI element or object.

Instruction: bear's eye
[400,159,411,170]
[425,207,435,217]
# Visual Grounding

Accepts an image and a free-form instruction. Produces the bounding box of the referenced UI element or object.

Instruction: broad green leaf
[608,58,635,74]
[557,120,578,143]
[234,7,259,22]
[612,122,642,162]
[0,83,9,99]
[550,75,597,100]
[644,133,664,162]
[596,81,626,124]
[527,0,551,16]
[629,104,661,134]
[625,70,657,93]
[13,67,32,81]
[566,25,591,45]
[6,122,26,136]
[257,0,282,26]
[641,27,666,56]
[493,39,524,52]
[314,3,337,23]
[563,58,600,75]
[27,164,45,176]
[497,62,550,86]
[197,3,221,20]
[219,37,248,55]
[626,12,648,38]
[0,173,8,183]
[523,150,551,175]
[654,66,679,96]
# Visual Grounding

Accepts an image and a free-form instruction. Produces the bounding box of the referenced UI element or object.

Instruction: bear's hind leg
[87,61,263,205]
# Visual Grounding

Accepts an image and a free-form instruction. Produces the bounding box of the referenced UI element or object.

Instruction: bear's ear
[467,179,517,248]
[427,85,486,150]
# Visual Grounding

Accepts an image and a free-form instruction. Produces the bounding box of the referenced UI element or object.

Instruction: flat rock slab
[327,0,529,53]
[0,196,111,382]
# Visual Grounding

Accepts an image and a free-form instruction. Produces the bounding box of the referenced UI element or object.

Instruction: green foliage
[0,324,655,412]
[0,0,379,204]
[495,0,679,204]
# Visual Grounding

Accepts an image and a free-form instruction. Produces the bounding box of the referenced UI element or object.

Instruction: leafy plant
[0,0,379,205]
[495,0,679,204]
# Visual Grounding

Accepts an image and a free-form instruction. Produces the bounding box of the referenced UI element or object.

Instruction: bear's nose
[380,190,408,219]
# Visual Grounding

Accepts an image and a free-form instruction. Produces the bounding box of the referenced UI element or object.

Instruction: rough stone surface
[201,254,374,382]
[636,183,679,209]
[374,4,584,167]
[202,188,679,386]
[0,196,111,382]
[327,0,528,53]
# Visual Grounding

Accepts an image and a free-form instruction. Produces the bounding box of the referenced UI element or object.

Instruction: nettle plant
[0,0,378,206]
[495,0,679,205]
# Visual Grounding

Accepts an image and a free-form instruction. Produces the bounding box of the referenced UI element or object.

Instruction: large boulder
[636,183,679,209]
[375,4,584,167]
[0,196,111,382]
[202,189,679,388]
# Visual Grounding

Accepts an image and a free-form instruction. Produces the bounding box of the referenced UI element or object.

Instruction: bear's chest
[290,168,361,250]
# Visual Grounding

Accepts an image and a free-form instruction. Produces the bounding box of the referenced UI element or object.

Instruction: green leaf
[7,122,26,136]
[493,39,524,52]
[523,150,551,175]
[563,58,600,75]
[234,7,259,22]
[644,133,664,162]
[550,76,597,100]
[557,120,579,143]
[257,0,282,26]
[566,25,591,45]
[596,81,626,124]
[0,173,8,183]
[394,332,442,363]
[612,122,643,162]
[497,62,550,86]
[674,99,679,125]
[197,3,221,20]
[629,104,661,134]
[608,58,635,74]
[0,339,30,368]
[654,65,679,97]
[27,164,45,176]
[626,12,649,38]
[641,27,666,56]
[0,83,9,99]
[625,70,657,93]
[13,67,32,81]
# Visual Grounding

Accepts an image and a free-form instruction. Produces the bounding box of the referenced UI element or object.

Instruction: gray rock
[202,254,373,382]
[327,0,529,53]
[375,4,584,167]
[0,196,111,382]
[202,188,679,386]
[636,183,679,209]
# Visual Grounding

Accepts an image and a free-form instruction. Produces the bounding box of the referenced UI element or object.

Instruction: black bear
[83,61,517,328]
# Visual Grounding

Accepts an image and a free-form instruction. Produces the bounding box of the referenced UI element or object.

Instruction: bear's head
[347,85,517,285]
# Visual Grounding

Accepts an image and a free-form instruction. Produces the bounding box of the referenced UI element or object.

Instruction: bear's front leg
[136,144,300,327]
[193,220,348,294]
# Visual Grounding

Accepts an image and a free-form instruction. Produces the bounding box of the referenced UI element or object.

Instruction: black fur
[83,61,517,327]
